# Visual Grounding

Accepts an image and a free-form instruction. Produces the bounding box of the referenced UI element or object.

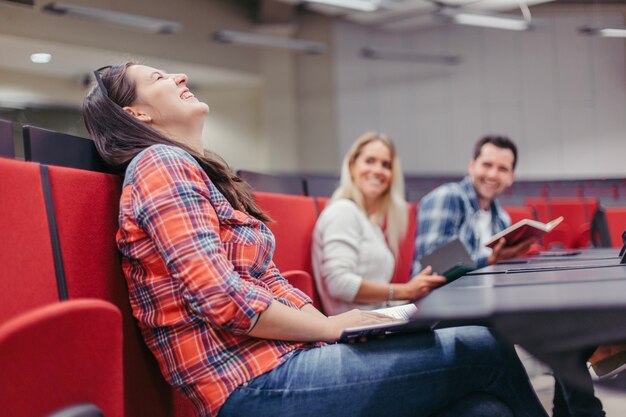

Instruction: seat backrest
[0,299,123,417]
[238,169,305,195]
[503,205,536,224]
[254,192,318,273]
[253,192,321,307]
[524,197,599,248]
[314,196,330,216]
[0,157,58,322]
[22,126,112,173]
[603,207,626,248]
[304,175,339,197]
[391,203,418,284]
[0,119,14,158]
[46,165,173,417]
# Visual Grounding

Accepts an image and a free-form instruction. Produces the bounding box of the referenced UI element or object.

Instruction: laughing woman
[82,62,548,417]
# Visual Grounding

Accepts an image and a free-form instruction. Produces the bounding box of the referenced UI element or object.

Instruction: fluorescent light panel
[452,12,529,31]
[42,2,183,34]
[598,28,626,38]
[578,26,626,38]
[304,0,379,12]
[213,30,327,54]
[30,53,52,63]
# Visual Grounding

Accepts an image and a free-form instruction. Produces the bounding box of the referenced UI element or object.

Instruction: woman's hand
[249,302,397,343]
[396,266,447,300]
[325,309,398,342]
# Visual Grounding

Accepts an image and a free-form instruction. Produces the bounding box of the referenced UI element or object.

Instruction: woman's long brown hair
[82,62,269,222]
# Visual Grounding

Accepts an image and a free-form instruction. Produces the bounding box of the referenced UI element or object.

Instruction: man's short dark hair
[473,135,517,170]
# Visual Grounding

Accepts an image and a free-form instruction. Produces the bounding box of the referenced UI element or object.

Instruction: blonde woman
[312,132,446,315]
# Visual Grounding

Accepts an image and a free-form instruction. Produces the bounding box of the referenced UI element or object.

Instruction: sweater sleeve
[316,201,365,303]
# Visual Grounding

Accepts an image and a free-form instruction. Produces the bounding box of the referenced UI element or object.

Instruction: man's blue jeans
[219,326,548,417]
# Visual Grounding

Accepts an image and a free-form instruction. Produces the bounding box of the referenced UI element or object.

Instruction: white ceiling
[0,33,261,88]
[0,0,556,95]
[283,0,556,31]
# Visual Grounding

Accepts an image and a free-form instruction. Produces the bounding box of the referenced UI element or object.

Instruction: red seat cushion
[391,203,418,284]
[604,207,626,248]
[254,192,321,308]
[0,299,123,417]
[524,197,598,249]
[47,165,172,417]
[0,158,58,322]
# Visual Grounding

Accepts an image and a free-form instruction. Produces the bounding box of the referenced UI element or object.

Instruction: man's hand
[487,236,537,265]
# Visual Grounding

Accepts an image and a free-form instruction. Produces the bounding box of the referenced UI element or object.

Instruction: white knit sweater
[311,199,395,315]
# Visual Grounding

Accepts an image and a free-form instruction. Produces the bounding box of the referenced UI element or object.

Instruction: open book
[484,216,564,248]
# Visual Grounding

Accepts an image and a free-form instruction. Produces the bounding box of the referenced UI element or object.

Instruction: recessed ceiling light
[30,53,52,64]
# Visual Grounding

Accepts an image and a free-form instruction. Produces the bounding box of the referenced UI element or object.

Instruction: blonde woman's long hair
[331,132,408,256]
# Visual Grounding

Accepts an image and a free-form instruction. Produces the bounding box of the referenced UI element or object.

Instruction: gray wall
[333,12,626,179]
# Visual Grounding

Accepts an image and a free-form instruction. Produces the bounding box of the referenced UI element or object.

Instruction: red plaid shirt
[117,145,315,417]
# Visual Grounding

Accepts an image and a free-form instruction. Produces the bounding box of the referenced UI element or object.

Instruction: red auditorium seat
[503,205,536,224]
[253,191,322,308]
[0,158,58,322]
[524,197,598,249]
[0,299,123,417]
[603,207,626,248]
[391,203,418,284]
[46,165,177,417]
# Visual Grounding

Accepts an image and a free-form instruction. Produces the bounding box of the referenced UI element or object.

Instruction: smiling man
[412,135,606,417]
[412,135,533,272]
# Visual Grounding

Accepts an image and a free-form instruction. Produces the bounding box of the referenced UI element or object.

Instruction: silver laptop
[339,302,435,342]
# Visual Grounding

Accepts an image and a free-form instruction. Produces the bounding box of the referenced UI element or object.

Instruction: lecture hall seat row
[238,165,626,207]
[1,123,625,417]
[0,125,358,417]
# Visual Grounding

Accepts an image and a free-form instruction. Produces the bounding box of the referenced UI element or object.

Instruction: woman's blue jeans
[218,326,548,417]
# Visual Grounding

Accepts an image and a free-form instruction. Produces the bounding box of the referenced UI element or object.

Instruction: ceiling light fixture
[579,26,626,38]
[438,7,531,31]
[452,12,529,31]
[303,0,381,13]
[41,2,183,34]
[30,53,52,64]
[361,47,461,65]
[213,30,327,54]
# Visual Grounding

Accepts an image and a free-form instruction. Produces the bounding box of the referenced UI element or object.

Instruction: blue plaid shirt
[412,176,511,274]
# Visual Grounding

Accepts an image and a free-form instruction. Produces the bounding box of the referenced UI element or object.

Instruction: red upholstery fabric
[604,207,626,248]
[315,196,330,214]
[0,157,58,322]
[524,197,598,249]
[47,166,173,417]
[503,205,535,224]
[282,270,320,307]
[253,192,322,308]
[0,299,123,417]
[171,390,197,417]
[391,203,418,284]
